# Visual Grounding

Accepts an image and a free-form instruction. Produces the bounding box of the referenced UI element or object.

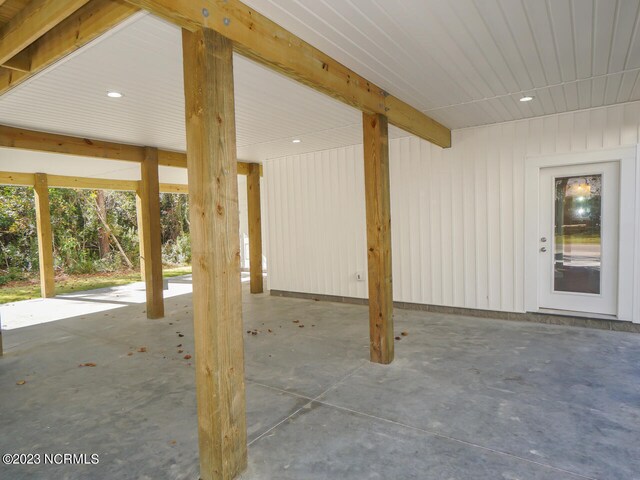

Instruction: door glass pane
[554,175,602,294]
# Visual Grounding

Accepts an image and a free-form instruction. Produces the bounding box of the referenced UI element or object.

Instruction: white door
[538,162,619,315]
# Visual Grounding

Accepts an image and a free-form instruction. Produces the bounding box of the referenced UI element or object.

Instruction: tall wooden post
[247,163,263,293]
[182,27,247,480]
[34,173,55,298]
[363,112,394,364]
[136,147,164,319]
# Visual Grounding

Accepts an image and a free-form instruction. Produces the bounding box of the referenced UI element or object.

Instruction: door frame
[524,146,640,322]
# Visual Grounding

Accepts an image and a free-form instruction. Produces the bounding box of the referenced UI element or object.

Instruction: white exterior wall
[263,102,640,321]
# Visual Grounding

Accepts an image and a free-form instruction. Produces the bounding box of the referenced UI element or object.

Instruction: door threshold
[537,308,618,321]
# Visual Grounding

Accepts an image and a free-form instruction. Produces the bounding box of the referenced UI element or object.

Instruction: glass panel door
[538,162,618,315]
[553,175,601,294]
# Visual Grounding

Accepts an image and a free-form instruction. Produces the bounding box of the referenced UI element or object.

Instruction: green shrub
[162,232,191,266]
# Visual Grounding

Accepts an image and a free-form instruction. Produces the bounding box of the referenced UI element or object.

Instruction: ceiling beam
[0,170,189,193]
[0,170,34,186]
[0,0,90,68]
[2,50,30,71]
[122,0,451,148]
[0,124,146,161]
[48,174,138,191]
[0,170,139,190]
[159,183,188,194]
[0,124,260,174]
[0,0,140,95]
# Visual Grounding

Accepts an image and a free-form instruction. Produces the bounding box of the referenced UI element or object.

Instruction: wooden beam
[157,149,186,168]
[0,124,145,161]
[0,0,139,95]
[159,183,188,194]
[159,149,258,176]
[136,147,164,319]
[2,50,30,72]
[0,125,261,174]
[247,162,262,293]
[183,27,247,480]
[236,161,250,175]
[0,0,90,65]
[33,172,55,298]
[363,112,394,364]
[0,1,29,24]
[48,175,137,191]
[0,170,139,190]
[0,171,34,185]
[123,0,451,148]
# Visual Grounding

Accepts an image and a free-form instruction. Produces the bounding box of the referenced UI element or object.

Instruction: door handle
[540,247,547,252]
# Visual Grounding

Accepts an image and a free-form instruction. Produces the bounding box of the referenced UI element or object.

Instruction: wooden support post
[136,147,164,319]
[363,112,394,364]
[182,27,247,480]
[33,173,55,298]
[247,163,263,293]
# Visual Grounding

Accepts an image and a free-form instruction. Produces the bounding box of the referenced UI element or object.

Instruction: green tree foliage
[160,193,191,266]
[0,187,191,285]
[0,186,38,280]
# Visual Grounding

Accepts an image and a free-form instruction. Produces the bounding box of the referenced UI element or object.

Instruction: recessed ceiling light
[292,139,301,143]
[519,95,534,102]
[107,91,123,98]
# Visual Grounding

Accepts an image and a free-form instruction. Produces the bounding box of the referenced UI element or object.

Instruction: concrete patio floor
[1,277,639,479]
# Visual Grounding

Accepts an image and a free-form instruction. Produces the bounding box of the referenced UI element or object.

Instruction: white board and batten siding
[264,101,640,323]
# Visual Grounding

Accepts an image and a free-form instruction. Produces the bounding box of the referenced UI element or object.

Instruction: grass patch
[0,266,192,305]
[555,234,601,245]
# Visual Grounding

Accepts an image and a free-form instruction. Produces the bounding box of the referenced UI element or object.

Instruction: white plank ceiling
[243,0,640,128]
[0,0,639,167]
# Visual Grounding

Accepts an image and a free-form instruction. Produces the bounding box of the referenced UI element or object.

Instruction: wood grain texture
[136,147,164,319]
[236,161,250,175]
[0,170,34,185]
[0,124,145,161]
[48,175,137,191]
[159,183,188,194]
[247,162,263,293]
[0,0,139,95]
[157,149,186,168]
[0,0,89,65]
[123,0,451,148]
[33,172,55,298]
[0,0,30,27]
[0,124,259,173]
[363,112,394,364]
[2,49,30,71]
[0,170,137,190]
[182,27,247,480]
